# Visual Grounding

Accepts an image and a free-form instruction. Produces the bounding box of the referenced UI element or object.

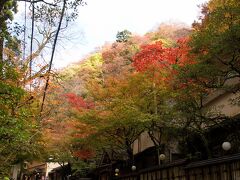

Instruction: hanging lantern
[222,142,231,151]
[131,165,136,171]
[159,154,166,161]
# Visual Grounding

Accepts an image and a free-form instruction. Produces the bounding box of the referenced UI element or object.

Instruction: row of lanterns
[114,165,136,176]
[114,142,231,176]
[114,153,166,176]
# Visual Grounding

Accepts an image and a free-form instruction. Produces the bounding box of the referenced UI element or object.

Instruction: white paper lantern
[131,165,136,171]
[115,168,119,173]
[159,154,166,161]
[222,142,231,151]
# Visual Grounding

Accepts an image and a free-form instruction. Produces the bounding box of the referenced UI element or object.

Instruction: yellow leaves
[224,12,231,18]
[3,48,20,65]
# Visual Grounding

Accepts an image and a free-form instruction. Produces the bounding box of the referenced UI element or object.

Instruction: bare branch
[16,0,57,6]
[40,0,67,113]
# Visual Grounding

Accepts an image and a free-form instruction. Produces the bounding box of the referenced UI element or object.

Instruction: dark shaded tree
[116,29,132,43]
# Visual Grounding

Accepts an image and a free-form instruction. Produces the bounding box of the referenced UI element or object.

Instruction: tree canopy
[1,0,240,177]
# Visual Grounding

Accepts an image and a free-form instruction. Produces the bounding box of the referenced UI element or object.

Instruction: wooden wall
[113,154,240,180]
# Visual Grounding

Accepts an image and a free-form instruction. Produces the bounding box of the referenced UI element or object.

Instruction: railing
[114,153,240,180]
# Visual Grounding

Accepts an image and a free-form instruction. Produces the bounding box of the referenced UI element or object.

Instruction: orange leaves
[133,41,165,72]
[73,149,95,160]
[72,122,97,139]
[132,38,195,85]
[175,38,195,66]
[133,39,193,71]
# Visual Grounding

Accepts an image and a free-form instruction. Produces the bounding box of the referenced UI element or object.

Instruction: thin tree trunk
[0,0,6,13]
[40,0,67,113]
[199,133,211,158]
[0,1,5,78]
[0,37,3,78]
[153,82,157,115]
[126,139,134,164]
[153,81,161,165]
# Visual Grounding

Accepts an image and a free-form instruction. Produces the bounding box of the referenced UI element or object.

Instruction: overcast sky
[17,0,208,69]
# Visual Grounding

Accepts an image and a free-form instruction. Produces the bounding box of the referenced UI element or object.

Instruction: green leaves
[190,0,240,87]
[116,30,132,43]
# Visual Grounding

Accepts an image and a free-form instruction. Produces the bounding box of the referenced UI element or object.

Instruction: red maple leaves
[133,41,165,71]
[133,38,194,73]
[64,93,94,110]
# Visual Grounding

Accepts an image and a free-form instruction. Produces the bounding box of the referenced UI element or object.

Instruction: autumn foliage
[37,0,240,172]
[64,93,94,110]
[132,38,195,87]
[47,14,240,169]
[133,38,193,72]
[73,149,95,160]
[133,41,166,71]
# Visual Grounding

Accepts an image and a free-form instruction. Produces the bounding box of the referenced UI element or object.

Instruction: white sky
[17,0,209,69]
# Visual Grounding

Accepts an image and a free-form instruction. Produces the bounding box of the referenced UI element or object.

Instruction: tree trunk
[0,0,5,13]
[125,139,134,164]
[0,36,3,78]
[0,2,5,78]
[153,82,157,115]
[199,133,211,158]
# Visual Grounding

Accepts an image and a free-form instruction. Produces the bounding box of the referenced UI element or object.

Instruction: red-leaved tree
[133,38,194,72]
[64,93,94,110]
